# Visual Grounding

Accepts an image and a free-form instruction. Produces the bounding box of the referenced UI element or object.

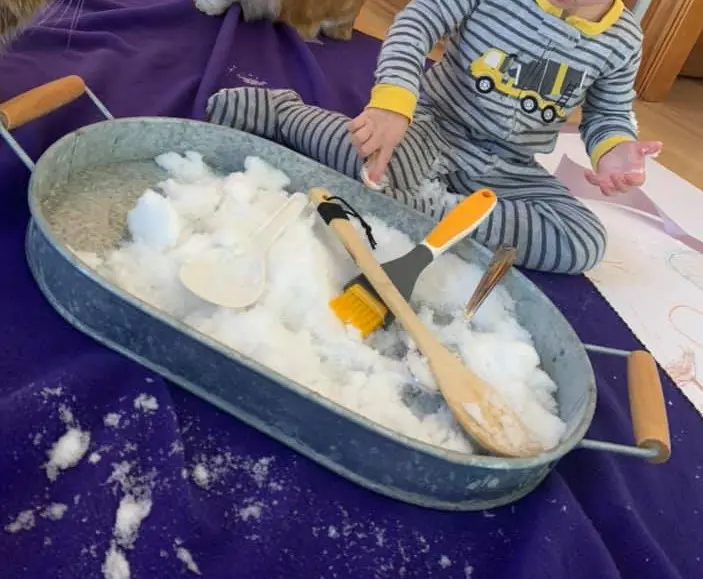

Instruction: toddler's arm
[579,42,642,170]
[368,0,479,122]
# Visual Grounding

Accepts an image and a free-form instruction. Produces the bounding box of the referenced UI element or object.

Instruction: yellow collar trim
[534,0,624,36]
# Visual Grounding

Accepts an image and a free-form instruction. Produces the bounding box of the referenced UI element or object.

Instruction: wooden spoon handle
[627,350,671,463]
[0,76,86,131]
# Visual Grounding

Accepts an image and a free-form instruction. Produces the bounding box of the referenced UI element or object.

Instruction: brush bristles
[330,283,388,338]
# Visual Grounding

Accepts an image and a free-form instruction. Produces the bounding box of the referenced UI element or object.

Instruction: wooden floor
[354,0,703,189]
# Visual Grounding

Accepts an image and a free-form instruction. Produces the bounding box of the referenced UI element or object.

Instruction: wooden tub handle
[627,350,671,463]
[0,75,86,131]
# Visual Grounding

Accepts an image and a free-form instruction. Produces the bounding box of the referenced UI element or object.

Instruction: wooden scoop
[308,187,545,458]
[179,192,309,308]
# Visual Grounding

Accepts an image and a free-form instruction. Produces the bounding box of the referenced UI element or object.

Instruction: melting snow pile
[76,152,566,453]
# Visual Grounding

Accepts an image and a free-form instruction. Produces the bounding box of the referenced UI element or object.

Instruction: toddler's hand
[584,140,663,196]
[349,108,410,183]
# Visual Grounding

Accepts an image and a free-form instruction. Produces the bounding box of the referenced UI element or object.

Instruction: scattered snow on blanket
[58,405,74,424]
[102,543,131,579]
[89,452,102,464]
[250,456,274,487]
[45,427,91,481]
[133,394,158,414]
[192,464,210,489]
[104,413,122,427]
[175,544,202,575]
[114,494,153,548]
[100,459,155,579]
[41,503,68,521]
[305,500,477,576]
[106,461,158,501]
[40,386,64,399]
[5,510,36,533]
[77,151,566,453]
[239,503,263,522]
[108,461,135,488]
[187,453,276,493]
[237,73,267,87]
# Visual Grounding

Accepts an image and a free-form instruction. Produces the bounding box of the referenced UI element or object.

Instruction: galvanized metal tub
[3,79,668,511]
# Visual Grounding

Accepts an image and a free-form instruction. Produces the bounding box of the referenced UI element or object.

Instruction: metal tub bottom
[24,118,595,511]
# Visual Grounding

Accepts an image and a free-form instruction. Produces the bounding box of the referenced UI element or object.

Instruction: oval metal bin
[2,76,669,512]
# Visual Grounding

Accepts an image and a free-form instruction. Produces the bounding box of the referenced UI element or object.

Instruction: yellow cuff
[366,84,417,122]
[591,135,634,169]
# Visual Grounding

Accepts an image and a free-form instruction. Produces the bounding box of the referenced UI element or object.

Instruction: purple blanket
[1,1,701,577]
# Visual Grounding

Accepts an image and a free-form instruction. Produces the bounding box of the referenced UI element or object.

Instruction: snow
[45,427,91,481]
[41,503,68,521]
[102,543,130,579]
[99,459,154,579]
[250,457,274,487]
[439,555,452,568]
[176,546,202,575]
[239,504,263,522]
[5,510,36,533]
[417,178,455,211]
[192,464,210,488]
[104,413,122,427]
[58,405,74,424]
[184,453,278,495]
[85,151,566,453]
[89,452,102,464]
[107,461,134,488]
[127,189,181,250]
[133,394,158,413]
[114,494,153,548]
[40,386,64,398]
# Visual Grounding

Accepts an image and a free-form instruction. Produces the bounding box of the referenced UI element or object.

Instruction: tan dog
[194,0,365,41]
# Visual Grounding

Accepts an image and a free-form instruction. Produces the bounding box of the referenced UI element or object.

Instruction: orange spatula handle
[424,189,497,255]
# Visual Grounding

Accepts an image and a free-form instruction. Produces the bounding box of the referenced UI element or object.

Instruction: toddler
[206,0,661,274]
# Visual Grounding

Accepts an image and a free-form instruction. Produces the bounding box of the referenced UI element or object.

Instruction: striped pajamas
[207,0,642,274]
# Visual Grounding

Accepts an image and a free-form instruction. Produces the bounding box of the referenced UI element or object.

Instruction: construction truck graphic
[470,49,586,123]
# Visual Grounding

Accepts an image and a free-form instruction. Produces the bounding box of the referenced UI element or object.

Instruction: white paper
[537,134,703,416]
[583,200,703,413]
